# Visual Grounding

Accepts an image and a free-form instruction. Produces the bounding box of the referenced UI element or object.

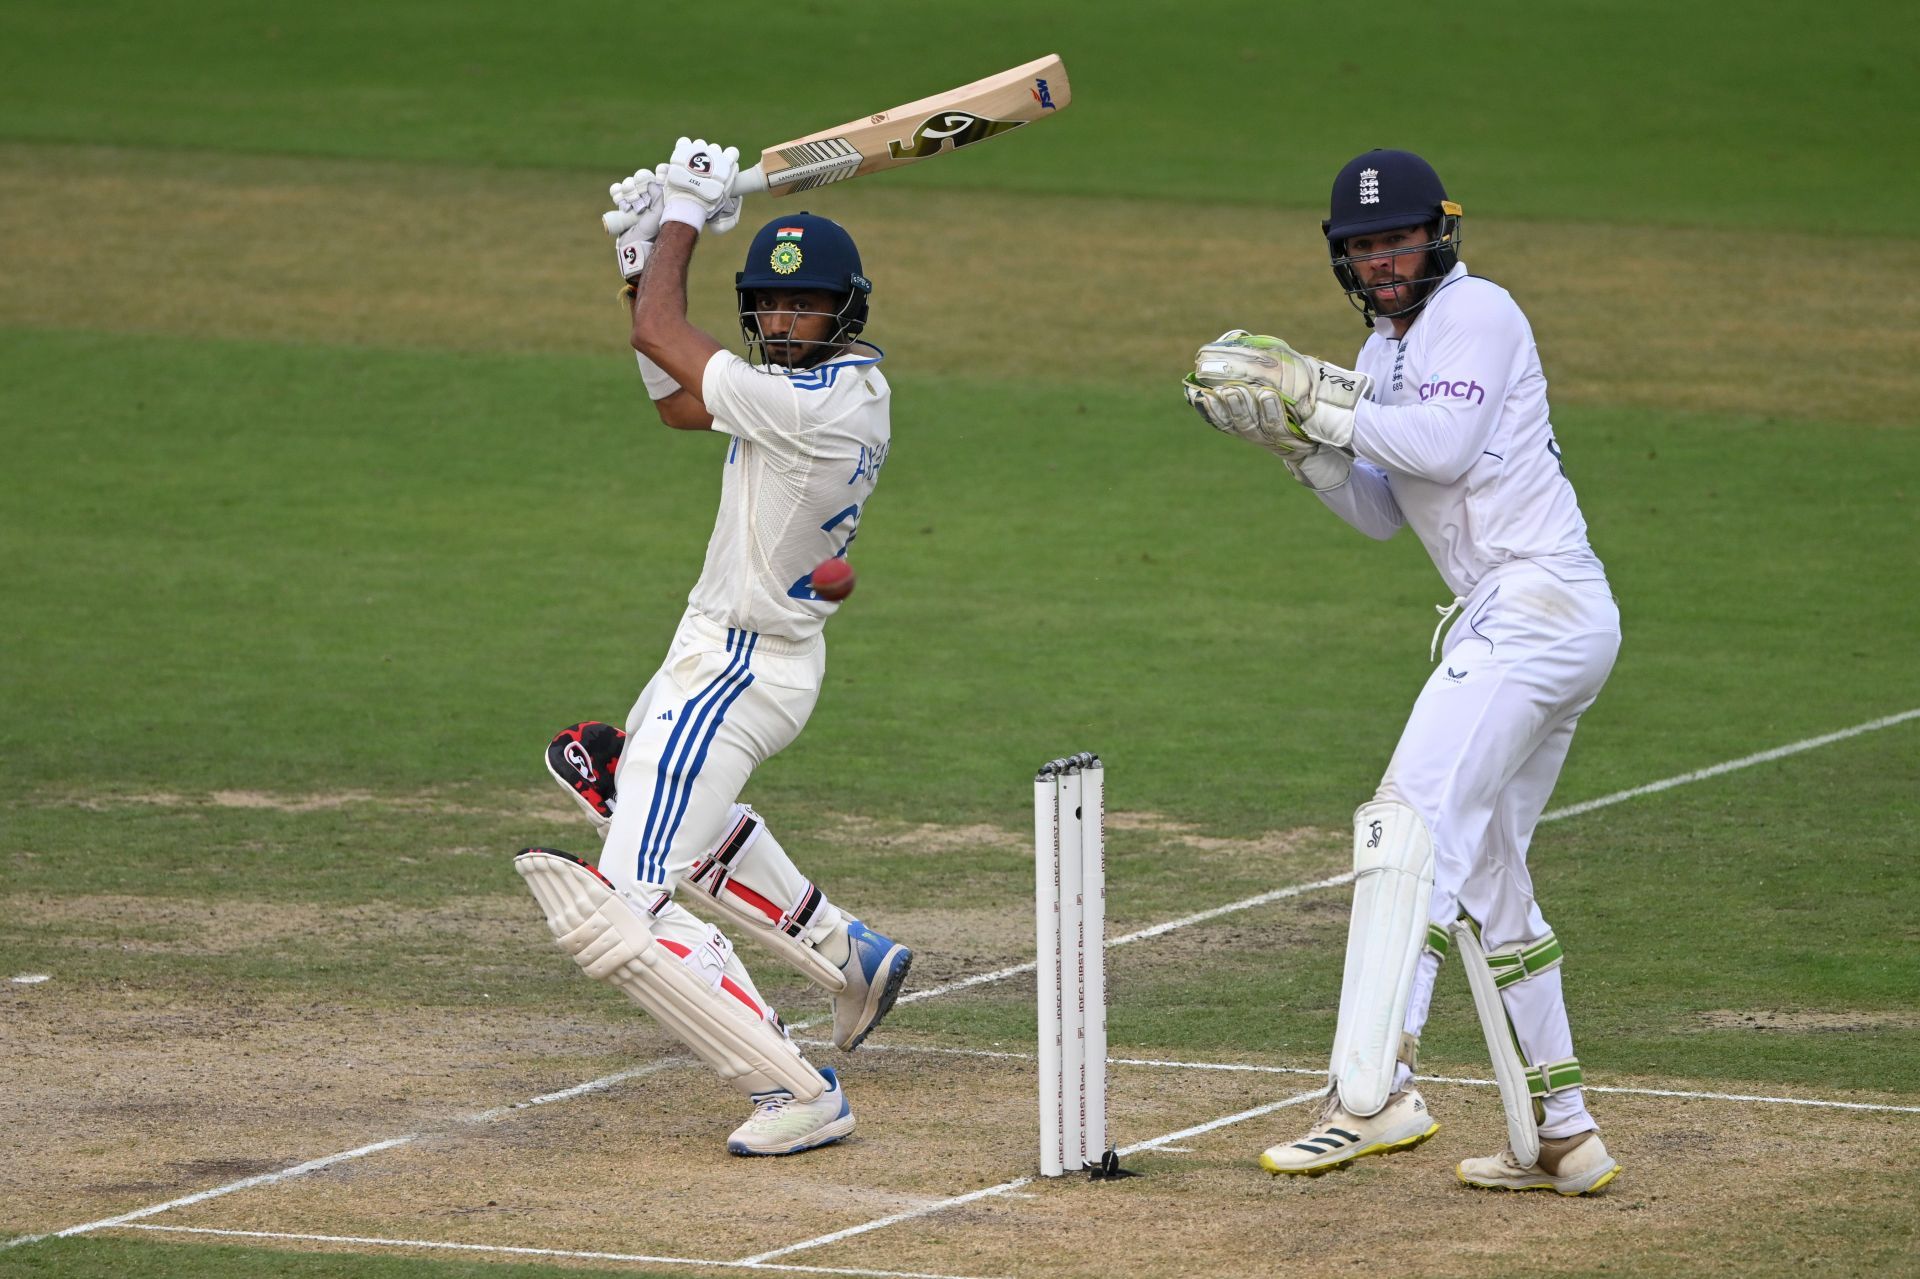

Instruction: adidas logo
[1293,1126,1362,1153]
[657,710,674,722]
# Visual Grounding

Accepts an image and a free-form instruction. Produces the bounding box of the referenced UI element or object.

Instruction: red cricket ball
[809,557,856,602]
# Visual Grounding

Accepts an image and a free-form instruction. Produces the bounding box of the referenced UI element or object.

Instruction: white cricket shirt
[1318,262,1606,597]
[685,342,891,642]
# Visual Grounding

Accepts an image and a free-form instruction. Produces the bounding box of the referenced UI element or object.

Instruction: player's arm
[1314,458,1404,540]
[1350,300,1522,482]
[629,222,721,431]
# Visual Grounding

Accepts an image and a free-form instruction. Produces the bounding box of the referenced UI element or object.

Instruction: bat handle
[730,163,770,197]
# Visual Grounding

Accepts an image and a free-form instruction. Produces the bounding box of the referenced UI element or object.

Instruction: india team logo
[770,241,804,274]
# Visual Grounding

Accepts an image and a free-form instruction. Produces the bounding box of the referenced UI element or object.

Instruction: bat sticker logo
[1032,78,1056,109]
[887,111,1027,159]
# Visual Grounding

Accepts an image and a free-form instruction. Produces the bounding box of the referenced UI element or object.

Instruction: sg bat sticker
[729,54,1072,197]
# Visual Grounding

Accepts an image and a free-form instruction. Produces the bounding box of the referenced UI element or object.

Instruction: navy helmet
[1322,149,1463,324]
[735,212,872,367]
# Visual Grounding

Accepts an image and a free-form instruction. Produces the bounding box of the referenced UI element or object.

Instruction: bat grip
[729,163,770,197]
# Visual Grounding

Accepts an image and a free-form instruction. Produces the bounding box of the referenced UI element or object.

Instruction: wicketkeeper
[516,139,910,1157]
[1184,149,1622,1194]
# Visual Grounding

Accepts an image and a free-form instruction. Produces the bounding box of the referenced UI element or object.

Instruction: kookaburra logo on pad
[1359,167,1380,204]
[887,111,1026,159]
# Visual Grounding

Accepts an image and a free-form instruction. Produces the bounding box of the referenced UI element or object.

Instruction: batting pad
[682,806,847,994]
[515,848,825,1102]
[1330,799,1435,1117]
[1453,918,1542,1168]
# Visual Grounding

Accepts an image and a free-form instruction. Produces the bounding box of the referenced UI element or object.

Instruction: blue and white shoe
[726,1067,856,1156]
[831,919,913,1051]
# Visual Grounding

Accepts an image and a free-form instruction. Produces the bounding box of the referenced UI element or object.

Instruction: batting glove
[603,170,666,281]
[660,138,741,233]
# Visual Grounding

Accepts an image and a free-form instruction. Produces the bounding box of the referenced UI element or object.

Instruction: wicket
[1034,752,1111,1177]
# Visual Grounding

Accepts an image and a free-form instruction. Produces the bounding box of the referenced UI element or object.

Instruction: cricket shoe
[726,1066,856,1156]
[1259,1087,1439,1176]
[545,721,625,833]
[1457,1129,1619,1196]
[830,920,913,1051]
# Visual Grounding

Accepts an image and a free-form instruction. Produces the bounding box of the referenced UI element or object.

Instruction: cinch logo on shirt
[1418,377,1487,406]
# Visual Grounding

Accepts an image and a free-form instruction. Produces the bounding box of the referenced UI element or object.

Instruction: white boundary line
[7,708,1915,1258]
[120,1225,1001,1279]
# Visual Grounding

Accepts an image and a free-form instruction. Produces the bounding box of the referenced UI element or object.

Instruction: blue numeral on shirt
[785,504,861,599]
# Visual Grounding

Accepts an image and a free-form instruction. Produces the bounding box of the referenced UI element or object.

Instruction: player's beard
[1365,252,1441,318]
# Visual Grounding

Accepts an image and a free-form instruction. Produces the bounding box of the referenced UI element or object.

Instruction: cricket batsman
[516,138,910,1157]
[1183,149,1622,1194]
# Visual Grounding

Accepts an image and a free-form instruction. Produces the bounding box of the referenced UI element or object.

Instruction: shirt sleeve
[1350,286,1525,484]
[1315,458,1403,540]
[700,349,811,454]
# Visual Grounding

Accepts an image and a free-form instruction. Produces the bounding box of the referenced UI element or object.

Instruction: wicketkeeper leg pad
[1452,918,1583,1168]
[679,805,849,994]
[515,847,825,1101]
[1330,799,1436,1117]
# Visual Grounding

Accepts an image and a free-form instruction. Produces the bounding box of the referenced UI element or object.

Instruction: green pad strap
[1525,1056,1584,1098]
[1424,924,1450,961]
[1486,932,1564,989]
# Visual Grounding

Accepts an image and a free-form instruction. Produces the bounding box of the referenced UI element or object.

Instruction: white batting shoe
[1259,1087,1439,1176]
[726,1066,856,1156]
[1457,1128,1619,1195]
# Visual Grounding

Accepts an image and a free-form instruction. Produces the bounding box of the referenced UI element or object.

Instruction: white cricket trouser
[600,608,822,891]
[591,607,848,1091]
[1384,561,1621,1138]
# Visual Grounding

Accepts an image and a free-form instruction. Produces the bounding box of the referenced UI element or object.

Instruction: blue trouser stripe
[656,654,760,862]
[636,628,749,880]
[638,630,758,884]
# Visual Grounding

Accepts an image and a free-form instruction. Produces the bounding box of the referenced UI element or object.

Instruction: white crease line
[1114,1086,1327,1158]
[3,1139,417,1248]
[1541,708,1920,821]
[1410,1072,1920,1115]
[12,708,1914,1252]
[739,1180,1037,1266]
[1,1062,682,1250]
[121,1226,1000,1279]
[801,707,1920,1038]
[742,1087,1328,1265]
[801,1041,1920,1116]
[789,871,1363,1032]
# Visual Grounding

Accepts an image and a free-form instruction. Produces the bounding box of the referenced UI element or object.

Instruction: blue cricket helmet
[735,212,872,365]
[1322,149,1463,324]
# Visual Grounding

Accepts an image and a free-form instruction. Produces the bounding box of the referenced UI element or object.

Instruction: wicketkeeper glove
[1190,330,1374,451]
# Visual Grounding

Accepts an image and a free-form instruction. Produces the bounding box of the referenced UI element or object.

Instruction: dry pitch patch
[6,989,1916,1277]
[3,142,1917,425]
[5,800,1918,1275]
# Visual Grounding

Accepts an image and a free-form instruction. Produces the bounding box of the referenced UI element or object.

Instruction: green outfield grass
[2,0,1915,234]
[3,1,1918,1276]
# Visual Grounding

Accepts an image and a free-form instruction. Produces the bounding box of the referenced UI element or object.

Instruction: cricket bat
[729,54,1070,197]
